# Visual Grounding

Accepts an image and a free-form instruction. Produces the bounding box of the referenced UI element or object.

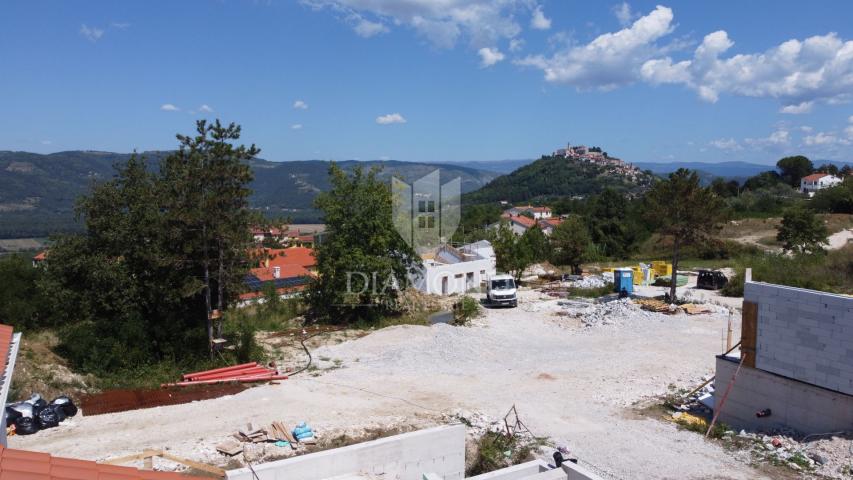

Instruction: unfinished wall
[226,425,465,480]
[715,356,853,434]
[744,281,853,395]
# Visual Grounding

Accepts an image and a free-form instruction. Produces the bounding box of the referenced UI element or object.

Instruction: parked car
[486,274,517,307]
[696,269,728,290]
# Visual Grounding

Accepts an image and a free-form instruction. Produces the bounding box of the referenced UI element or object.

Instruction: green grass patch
[566,285,613,298]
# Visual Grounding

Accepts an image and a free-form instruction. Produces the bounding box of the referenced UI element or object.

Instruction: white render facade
[411,241,497,295]
[800,173,841,196]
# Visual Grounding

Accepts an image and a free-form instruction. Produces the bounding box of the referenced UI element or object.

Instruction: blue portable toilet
[613,268,634,296]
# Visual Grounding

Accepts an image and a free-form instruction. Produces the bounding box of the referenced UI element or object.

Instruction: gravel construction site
[11,281,796,480]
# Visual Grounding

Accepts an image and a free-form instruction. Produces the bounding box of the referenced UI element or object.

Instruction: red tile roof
[0,446,207,479]
[249,264,311,282]
[509,215,537,228]
[538,218,563,228]
[261,247,316,269]
[0,325,12,384]
[32,251,47,262]
[802,173,830,182]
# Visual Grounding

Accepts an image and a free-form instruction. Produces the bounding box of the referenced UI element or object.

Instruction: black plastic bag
[5,405,22,425]
[51,396,78,418]
[14,416,39,435]
[51,403,67,423]
[36,405,59,429]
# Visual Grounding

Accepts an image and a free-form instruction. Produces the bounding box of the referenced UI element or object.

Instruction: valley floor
[10,288,774,480]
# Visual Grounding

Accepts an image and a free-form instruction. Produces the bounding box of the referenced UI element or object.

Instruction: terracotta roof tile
[0,446,207,480]
[802,173,830,181]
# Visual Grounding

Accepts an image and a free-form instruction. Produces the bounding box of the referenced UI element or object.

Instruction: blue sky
[2,1,853,165]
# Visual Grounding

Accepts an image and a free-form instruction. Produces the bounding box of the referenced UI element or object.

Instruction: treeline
[462,154,653,204]
[0,121,262,375]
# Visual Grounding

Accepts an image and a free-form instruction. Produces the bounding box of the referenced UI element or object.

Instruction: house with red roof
[239,247,316,304]
[800,173,842,196]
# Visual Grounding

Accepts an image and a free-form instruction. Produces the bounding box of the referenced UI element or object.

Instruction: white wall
[413,257,495,295]
[226,425,466,480]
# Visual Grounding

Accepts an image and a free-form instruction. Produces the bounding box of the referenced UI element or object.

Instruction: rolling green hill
[463,155,655,205]
[0,151,498,238]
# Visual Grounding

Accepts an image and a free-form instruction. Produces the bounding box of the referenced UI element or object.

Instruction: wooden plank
[160,452,226,477]
[101,450,160,465]
[741,301,758,368]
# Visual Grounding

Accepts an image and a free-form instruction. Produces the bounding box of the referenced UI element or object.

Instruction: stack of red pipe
[162,362,288,388]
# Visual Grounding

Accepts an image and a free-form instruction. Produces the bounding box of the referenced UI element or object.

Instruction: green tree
[521,225,550,263]
[811,178,853,214]
[777,206,828,255]
[0,255,44,330]
[816,163,839,176]
[742,170,782,191]
[549,215,590,274]
[587,189,633,258]
[39,120,259,372]
[307,164,417,323]
[491,223,531,281]
[709,177,740,198]
[159,120,260,345]
[644,169,726,301]
[776,155,814,187]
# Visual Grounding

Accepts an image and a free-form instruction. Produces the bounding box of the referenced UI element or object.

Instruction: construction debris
[162,362,288,388]
[220,420,316,457]
[635,298,678,314]
[682,303,712,315]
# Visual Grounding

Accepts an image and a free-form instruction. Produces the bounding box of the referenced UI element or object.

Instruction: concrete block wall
[744,281,853,395]
[227,425,466,480]
[715,356,853,434]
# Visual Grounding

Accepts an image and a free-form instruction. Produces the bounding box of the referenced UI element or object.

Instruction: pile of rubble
[216,420,316,461]
[558,298,657,327]
[720,430,853,478]
[563,275,610,289]
[449,409,504,437]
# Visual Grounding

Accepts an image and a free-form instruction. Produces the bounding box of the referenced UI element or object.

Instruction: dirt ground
[9,284,770,479]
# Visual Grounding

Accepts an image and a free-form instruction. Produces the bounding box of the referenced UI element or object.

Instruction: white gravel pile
[558,298,659,327]
[563,275,610,289]
[720,430,853,477]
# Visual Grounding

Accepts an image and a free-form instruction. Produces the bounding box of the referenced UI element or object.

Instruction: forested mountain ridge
[0,151,497,237]
[463,154,655,204]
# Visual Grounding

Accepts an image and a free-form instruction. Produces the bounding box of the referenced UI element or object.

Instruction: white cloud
[779,101,813,114]
[509,38,525,52]
[110,22,131,29]
[198,104,214,113]
[160,104,180,112]
[708,138,742,151]
[804,131,849,146]
[516,6,675,90]
[80,24,104,42]
[642,30,853,108]
[303,0,534,49]
[800,125,814,133]
[352,16,389,37]
[530,6,551,30]
[376,113,406,125]
[612,2,635,27]
[291,124,303,130]
[478,47,505,68]
[293,100,308,109]
[745,129,790,148]
[40,140,52,145]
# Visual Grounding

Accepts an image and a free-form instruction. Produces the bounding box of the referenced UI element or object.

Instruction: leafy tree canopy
[776,155,813,187]
[777,205,829,255]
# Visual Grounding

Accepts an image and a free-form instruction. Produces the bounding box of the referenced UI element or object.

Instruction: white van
[486,274,517,307]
